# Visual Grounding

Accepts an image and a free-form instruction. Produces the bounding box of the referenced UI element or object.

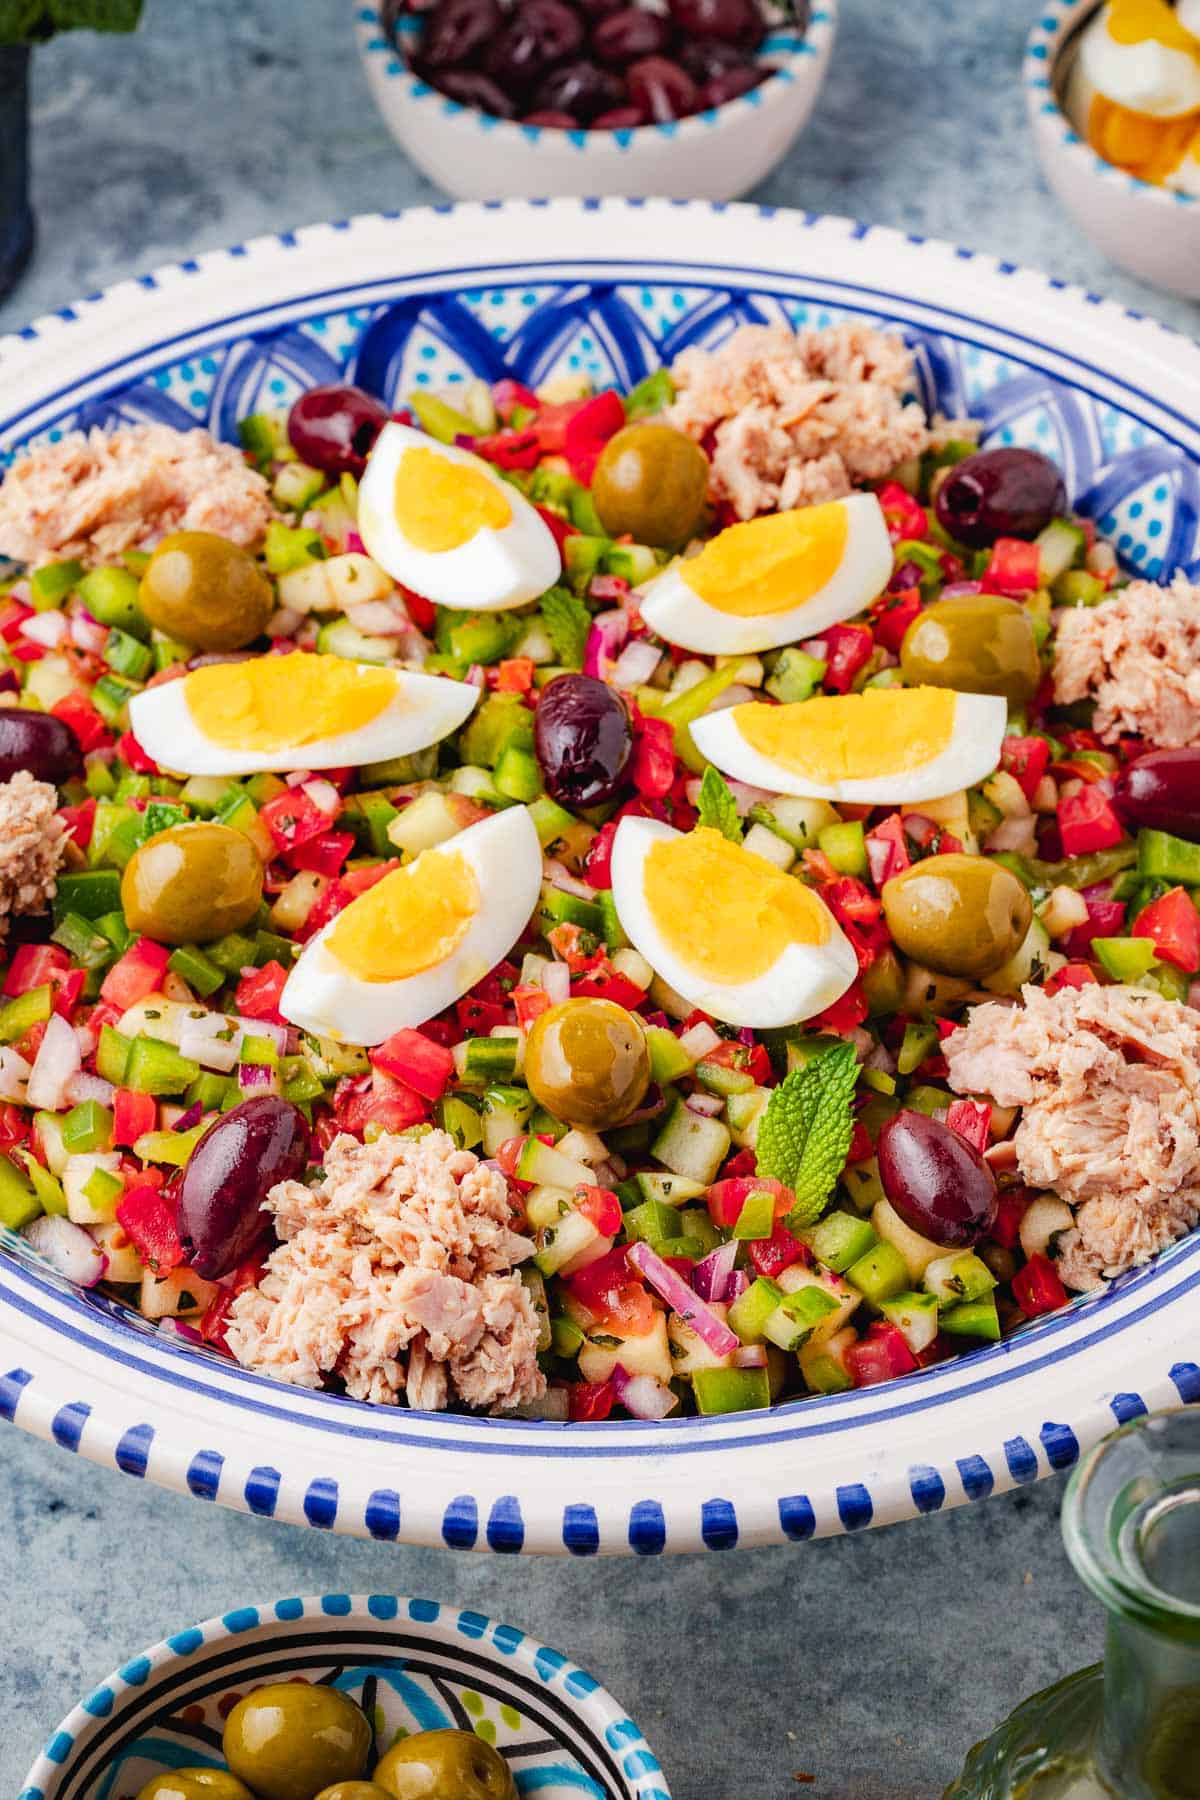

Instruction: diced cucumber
[517,1137,594,1190]
[764,1282,840,1352]
[386,790,463,859]
[846,1240,909,1306]
[1036,518,1086,584]
[871,1196,946,1282]
[694,1057,755,1098]
[923,1251,998,1304]
[0,1153,40,1231]
[940,1294,1002,1341]
[63,1152,123,1224]
[807,1211,878,1274]
[818,820,868,878]
[677,1207,720,1254]
[644,1024,694,1086]
[578,1311,672,1384]
[692,1366,771,1414]
[76,565,146,635]
[799,1326,856,1394]
[840,1154,887,1216]
[879,1290,941,1353]
[980,915,1061,996]
[527,793,578,850]
[524,1184,572,1230]
[747,795,838,850]
[777,1263,861,1341]
[622,1198,681,1246]
[668,1303,735,1374]
[727,1276,783,1344]
[740,821,795,870]
[765,646,826,704]
[272,463,326,514]
[724,1084,770,1149]
[651,1098,731,1186]
[538,885,605,935]
[315,617,393,664]
[731,1187,776,1241]
[631,1170,706,1207]
[481,1084,536,1156]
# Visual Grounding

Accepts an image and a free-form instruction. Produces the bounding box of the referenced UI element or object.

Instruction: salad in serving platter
[0,238,1198,1446]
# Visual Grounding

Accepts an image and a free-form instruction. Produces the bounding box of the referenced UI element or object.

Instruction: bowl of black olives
[355,0,835,200]
[22,1593,668,1800]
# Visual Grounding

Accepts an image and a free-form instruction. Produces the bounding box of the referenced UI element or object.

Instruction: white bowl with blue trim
[2,198,1200,1555]
[19,1592,668,1800]
[353,0,836,200]
[1024,0,1200,299]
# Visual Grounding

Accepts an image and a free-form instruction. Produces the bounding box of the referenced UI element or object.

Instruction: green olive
[373,1730,517,1800]
[136,1775,255,1800]
[524,997,651,1131]
[121,821,264,946]
[899,594,1041,706]
[140,531,273,651]
[882,852,1033,979]
[591,423,709,550]
[313,1787,393,1800]
[222,1682,372,1800]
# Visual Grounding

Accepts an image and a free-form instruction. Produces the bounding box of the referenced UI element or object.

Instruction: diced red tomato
[583,820,619,891]
[198,1288,236,1352]
[369,1027,455,1101]
[1064,895,1126,960]
[534,505,578,552]
[700,1037,772,1086]
[1058,786,1125,856]
[565,1244,656,1335]
[983,537,1041,596]
[512,984,552,1029]
[720,1146,757,1181]
[845,1320,919,1386]
[50,690,109,753]
[946,1098,991,1154]
[100,938,170,1008]
[1133,887,1200,973]
[1001,735,1051,802]
[57,797,97,849]
[865,812,911,888]
[747,1220,808,1278]
[333,1075,428,1136]
[846,1118,874,1164]
[4,943,68,997]
[492,377,539,421]
[631,715,676,799]
[495,656,536,693]
[495,1135,528,1180]
[571,963,646,1009]
[112,1088,157,1148]
[823,876,890,973]
[116,730,160,775]
[1045,961,1099,996]
[575,1184,623,1237]
[398,584,437,634]
[115,1184,184,1274]
[820,623,874,695]
[869,584,922,653]
[811,982,869,1036]
[259,788,335,853]
[991,1187,1033,1250]
[289,830,355,876]
[876,480,928,542]
[0,1103,29,1151]
[706,1174,793,1229]
[51,967,85,1020]
[562,390,625,485]
[234,961,289,1022]
[455,996,509,1035]
[546,922,605,973]
[1012,1252,1069,1317]
[0,598,33,642]
[472,427,541,470]
[569,1378,616,1422]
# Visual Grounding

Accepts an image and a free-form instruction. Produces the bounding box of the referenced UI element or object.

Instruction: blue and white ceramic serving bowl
[1024,0,1200,299]
[19,1593,667,1800]
[353,1,836,200]
[1,199,1199,1555]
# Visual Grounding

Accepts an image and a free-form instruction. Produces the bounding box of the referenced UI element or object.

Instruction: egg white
[690,690,1007,806]
[128,660,480,777]
[636,493,893,656]
[609,816,857,1030]
[1074,4,1200,117]
[280,804,542,1044]
[357,422,561,613]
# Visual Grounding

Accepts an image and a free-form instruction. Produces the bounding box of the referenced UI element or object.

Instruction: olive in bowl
[881,853,1033,981]
[137,1776,256,1800]
[374,1730,518,1799]
[525,996,652,1130]
[120,821,264,946]
[139,530,274,652]
[222,1682,373,1800]
[591,421,709,549]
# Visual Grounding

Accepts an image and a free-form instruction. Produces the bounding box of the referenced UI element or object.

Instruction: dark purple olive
[593,5,670,64]
[697,62,763,106]
[421,0,503,66]
[535,57,623,117]
[575,0,624,20]
[431,67,519,114]
[934,447,1067,550]
[178,1096,310,1280]
[0,707,83,786]
[669,0,764,47]
[486,0,586,92]
[878,1111,998,1250]
[678,37,753,82]
[287,383,390,479]
[592,103,648,126]
[1114,749,1200,842]
[626,54,698,120]
[534,673,634,808]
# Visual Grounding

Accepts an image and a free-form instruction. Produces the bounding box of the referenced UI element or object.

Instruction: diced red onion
[234,1015,287,1052]
[941,580,984,598]
[685,775,774,814]
[23,1215,107,1287]
[984,814,1038,854]
[266,607,303,638]
[172,1100,204,1132]
[723,1268,750,1303]
[865,1040,897,1077]
[22,609,68,648]
[284,768,315,789]
[345,530,367,555]
[678,1020,721,1061]
[0,1047,31,1102]
[693,1240,738,1302]
[609,1363,679,1420]
[733,1344,768,1369]
[27,1012,82,1112]
[464,663,486,689]
[346,598,408,636]
[702,682,756,714]
[179,1012,242,1073]
[583,610,630,681]
[301,778,340,816]
[542,960,570,1005]
[69,610,110,654]
[546,860,597,901]
[0,669,19,695]
[625,1083,667,1126]
[66,1072,116,1107]
[627,1242,740,1357]
[903,814,940,849]
[737,1027,756,1046]
[866,832,899,888]
[610,638,662,690]
[238,1062,279,1096]
[157,1317,206,1345]
[685,1090,724,1117]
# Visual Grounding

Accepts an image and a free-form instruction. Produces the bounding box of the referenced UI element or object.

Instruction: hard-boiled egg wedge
[610,818,857,1029]
[1072,0,1200,119]
[691,686,1007,807]
[636,492,891,656]
[280,805,542,1044]
[128,651,479,777]
[357,422,561,612]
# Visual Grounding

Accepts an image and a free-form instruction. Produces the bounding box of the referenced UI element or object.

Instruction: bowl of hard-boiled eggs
[1025,0,1200,297]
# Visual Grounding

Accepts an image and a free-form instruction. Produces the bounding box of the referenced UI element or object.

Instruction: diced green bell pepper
[30,559,84,610]
[124,1035,201,1096]
[1139,829,1200,887]
[76,565,146,636]
[0,985,51,1045]
[0,1153,41,1230]
[1092,936,1158,981]
[692,1366,771,1414]
[62,1101,114,1154]
[167,945,225,998]
[808,1211,878,1274]
[731,1188,776,1241]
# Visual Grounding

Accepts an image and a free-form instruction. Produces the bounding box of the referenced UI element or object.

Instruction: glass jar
[947,1408,1200,1798]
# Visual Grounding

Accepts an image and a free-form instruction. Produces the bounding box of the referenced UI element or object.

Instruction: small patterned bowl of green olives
[20,1594,669,1800]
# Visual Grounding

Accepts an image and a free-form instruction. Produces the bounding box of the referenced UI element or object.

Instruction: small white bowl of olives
[20,1592,669,1800]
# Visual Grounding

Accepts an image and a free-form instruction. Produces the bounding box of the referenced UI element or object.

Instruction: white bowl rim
[1,197,1199,1555]
[1023,0,1199,210]
[20,1591,668,1800]
[353,0,837,153]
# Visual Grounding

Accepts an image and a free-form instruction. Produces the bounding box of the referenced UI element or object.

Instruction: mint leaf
[540,586,591,670]
[756,1042,859,1228]
[696,766,741,844]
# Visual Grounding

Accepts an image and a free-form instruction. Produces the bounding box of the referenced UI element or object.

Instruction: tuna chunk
[1053,573,1200,746]
[225,1128,544,1413]
[945,983,1200,1289]
[664,321,972,520]
[0,424,273,568]
[0,770,67,940]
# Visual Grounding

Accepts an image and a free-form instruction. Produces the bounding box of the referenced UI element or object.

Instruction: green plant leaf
[0,0,47,42]
[47,0,143,31]
[756,1041,859,1228]
[539,585,591,671]
[696,766,742,844]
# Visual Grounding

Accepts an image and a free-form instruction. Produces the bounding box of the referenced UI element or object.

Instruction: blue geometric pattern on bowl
[19,1594,667,1800]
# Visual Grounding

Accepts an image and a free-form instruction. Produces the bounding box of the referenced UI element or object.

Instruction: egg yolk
[682,503,849,617]
[1106,0,1198,52]
[394,447,512,553]
[326,849,480,981]
[643,827,831,985]
[1087,94,1199,178]
[185,653,398,752]
[733,687,958,781]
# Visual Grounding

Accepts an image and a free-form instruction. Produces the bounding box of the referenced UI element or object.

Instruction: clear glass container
[947,1408,1200,1798]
